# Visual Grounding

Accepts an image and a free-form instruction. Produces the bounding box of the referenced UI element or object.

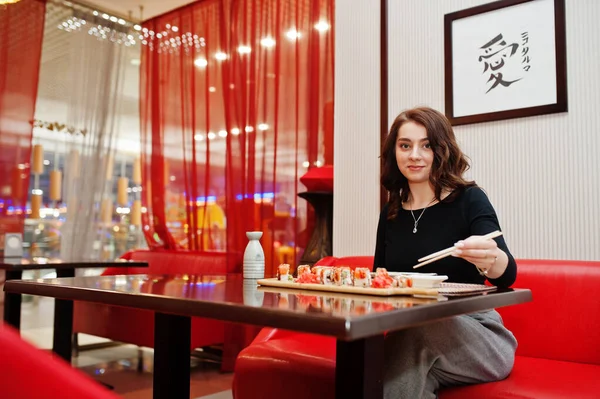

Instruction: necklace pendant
[413,227,417,234]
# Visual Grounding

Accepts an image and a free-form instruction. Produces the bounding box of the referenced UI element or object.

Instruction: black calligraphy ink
[486,73,521,93]
[478,33,521,93]
[521,31,531,71]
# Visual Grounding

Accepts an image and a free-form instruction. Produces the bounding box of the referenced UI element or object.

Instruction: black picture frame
[444,0,568,126]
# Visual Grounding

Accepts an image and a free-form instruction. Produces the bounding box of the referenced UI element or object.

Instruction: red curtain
[140,0,334,274]
[0,0,46,239]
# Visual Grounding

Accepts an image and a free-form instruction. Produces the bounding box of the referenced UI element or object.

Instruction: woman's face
[395,121,434,184]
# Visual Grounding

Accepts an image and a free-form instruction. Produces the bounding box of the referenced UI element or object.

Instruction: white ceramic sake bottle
[243,231,265,279]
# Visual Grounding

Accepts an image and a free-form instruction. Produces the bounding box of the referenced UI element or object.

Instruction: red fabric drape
[0,0,46,239]
[140,0,334,275]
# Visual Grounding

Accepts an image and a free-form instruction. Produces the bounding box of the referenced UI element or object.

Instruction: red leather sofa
[233,257,600,398]
[73,249,238,369]
[0,322,121,399]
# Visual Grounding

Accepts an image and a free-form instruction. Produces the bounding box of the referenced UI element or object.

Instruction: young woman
[375,107,517,398]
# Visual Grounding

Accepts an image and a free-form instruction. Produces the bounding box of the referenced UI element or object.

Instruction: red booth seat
[73,250,237,365]
[0,323,121,399]
[233,258,600,399]
[103,249,232,276]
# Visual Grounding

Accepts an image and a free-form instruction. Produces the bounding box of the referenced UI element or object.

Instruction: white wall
[335,0,600,260]
[333,0,382,256]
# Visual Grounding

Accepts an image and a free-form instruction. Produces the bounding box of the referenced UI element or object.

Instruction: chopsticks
[412,230,503,269]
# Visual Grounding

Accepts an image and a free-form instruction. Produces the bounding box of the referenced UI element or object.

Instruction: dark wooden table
[4,274,531,399]
[0,260,148,359]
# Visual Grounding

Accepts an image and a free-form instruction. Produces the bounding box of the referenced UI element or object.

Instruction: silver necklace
[409,198,436,234]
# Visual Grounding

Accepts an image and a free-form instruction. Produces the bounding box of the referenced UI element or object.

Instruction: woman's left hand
[451,235,500,274]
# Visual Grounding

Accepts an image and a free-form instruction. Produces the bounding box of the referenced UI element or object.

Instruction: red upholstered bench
[233,258,600,399]
[0,322,121,399]
[73,249,239,370]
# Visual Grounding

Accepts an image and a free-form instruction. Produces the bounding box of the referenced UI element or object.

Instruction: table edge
[347,289,532,340]
[3,279,349,337]
[4,280,531,340]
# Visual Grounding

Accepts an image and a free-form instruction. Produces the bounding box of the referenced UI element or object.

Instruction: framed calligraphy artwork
[444,0,567,125]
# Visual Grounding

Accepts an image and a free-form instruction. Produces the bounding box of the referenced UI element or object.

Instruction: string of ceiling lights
[50,0,329,56]
[51,0,141,47]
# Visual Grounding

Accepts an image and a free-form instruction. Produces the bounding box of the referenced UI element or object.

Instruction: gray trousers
[384,310,517,399]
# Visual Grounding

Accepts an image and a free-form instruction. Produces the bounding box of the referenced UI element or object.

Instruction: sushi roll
[353,267,372,288]
[393,275,412,288]
[372,267,394,288]
[333,267,353,286]
[375,267,390,278]
[277,263,292,282]
[297,264,312,277]
[312,266,334,284]
[322,267,335,285]
[311,266,326,283]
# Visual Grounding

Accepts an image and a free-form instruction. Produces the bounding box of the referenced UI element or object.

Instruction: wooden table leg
[336,335,385,399]
[153,313,191,399]
[3,270,23,331]
[52,298,73,362]
[52,269,75,362]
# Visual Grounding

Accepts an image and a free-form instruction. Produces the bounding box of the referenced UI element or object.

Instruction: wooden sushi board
[257,279,498,297]
[257,278,439,297]
[257,286,447,305]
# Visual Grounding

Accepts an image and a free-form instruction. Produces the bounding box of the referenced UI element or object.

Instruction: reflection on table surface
[258,286,446,316]
[35,274,226,294]
[27,274,447,318]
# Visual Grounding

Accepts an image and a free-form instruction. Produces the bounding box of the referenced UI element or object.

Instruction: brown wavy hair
[381,107,476,219]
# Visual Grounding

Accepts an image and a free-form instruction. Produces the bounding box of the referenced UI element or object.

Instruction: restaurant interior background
[1,0,334,280]
[2,0,599,293]
[1,0,599,398]
[334,0,599,261]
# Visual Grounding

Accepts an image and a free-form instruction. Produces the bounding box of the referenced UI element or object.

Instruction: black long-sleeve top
[374,186,517,288]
